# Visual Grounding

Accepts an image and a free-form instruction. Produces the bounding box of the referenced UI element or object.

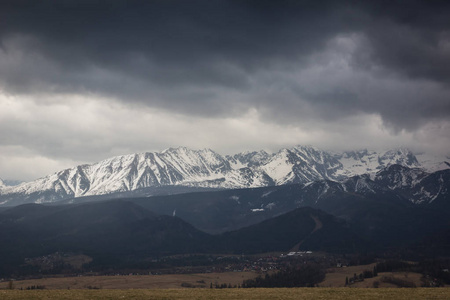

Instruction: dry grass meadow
[319,263,424,288]
[1,265,449,299]
[1,288,450,300]
[0,272,259,290]
[1,263,429,290]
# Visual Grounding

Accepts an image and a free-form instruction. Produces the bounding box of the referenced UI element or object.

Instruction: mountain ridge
[0,145,448,206]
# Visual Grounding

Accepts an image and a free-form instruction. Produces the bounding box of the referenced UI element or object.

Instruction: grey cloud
[0,0,449,130]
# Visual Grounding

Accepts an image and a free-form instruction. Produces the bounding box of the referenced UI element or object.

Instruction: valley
[0,146,449,290]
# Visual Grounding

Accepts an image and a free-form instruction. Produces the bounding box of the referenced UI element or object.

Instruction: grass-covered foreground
[1,288,450,300]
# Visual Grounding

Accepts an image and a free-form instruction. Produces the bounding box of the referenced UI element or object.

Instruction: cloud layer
[0,0,449,181]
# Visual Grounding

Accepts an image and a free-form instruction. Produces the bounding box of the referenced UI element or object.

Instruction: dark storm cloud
[0,0,449,129]
[351,1,450,83]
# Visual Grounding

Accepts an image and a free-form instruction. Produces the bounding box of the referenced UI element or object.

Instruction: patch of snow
[416,153,450,172]
[261,150,295,185]
[1,145,447,206]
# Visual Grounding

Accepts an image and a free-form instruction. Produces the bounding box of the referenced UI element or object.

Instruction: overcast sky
[1,0,449,181]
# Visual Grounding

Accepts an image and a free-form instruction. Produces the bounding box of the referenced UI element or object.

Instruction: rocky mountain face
[374,165,450,205]
[296,164,449,207]
[125,165,449,245]
[0,145,448,206]
[333,148,421,178]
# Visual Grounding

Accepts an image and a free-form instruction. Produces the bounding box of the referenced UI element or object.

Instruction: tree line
[242,264,325,288]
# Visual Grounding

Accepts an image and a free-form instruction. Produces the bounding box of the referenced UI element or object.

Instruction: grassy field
[0,266,437,290]
[1,288,450,300]
[319,263,424,288]
[0,272,259,290]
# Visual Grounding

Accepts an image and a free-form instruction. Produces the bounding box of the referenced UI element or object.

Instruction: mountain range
[0,145,448,206]
[0,145,449,276]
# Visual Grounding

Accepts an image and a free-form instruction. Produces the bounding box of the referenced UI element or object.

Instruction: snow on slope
[0,147,234,205]
[415,153,450,173]
[228,150,271,169]
[261,149,298,185]
[0,145,448,206]
[260,146,343,185]
[333,148,421,178]
[374,164,427,190]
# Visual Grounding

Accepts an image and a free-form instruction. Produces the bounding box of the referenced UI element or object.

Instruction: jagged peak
[270,148,298,161]
[233,150,267,161]
[161,146,222,159]
[1,144,447,207]
[198,148,223,158]
[199,147,215,153]
[162,146,191,153]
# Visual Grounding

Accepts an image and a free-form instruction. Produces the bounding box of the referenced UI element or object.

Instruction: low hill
[216,207,369,254]
[0,200,369,277]
[0,200,210,276]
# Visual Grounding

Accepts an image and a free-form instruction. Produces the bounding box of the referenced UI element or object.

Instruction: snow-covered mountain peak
[332,147,423,179]
[293,144,321,153]
[161,146,189,153]
[372,164,450,205]
[292,145,339,164]
[0,145,448,206]
[380,148,420,167]
[229,150,272,168]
